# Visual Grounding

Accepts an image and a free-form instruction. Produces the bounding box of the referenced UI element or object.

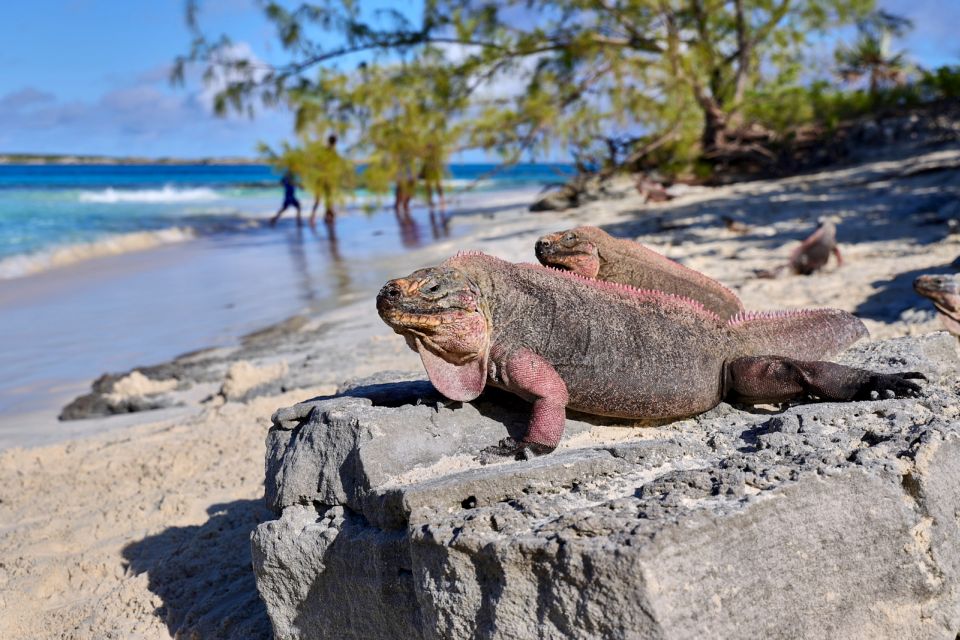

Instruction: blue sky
[0,0,957,160]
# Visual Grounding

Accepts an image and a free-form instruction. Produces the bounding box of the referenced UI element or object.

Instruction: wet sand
[1,147,958,638]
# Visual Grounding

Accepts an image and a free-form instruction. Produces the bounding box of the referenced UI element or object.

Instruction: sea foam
[0,227,197,279]
[78,186,222,204]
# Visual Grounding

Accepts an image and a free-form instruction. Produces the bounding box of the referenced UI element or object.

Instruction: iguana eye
[562,232,577,244]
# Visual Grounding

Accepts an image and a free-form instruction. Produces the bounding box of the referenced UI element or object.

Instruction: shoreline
[1,145,959,638]
[0,187,541,440]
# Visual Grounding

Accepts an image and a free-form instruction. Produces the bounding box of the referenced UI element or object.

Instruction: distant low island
[0,153,262,166]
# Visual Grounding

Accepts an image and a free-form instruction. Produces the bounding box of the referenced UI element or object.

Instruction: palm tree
[836,11,914,96]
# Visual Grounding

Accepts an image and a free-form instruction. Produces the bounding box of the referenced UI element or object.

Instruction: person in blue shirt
[270,170,302,226]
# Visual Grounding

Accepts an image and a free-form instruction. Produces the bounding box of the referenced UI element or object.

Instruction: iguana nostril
[536,239,550,253]
[379,283,401,302]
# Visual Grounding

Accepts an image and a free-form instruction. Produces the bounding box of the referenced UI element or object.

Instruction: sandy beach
[2,144,959,638]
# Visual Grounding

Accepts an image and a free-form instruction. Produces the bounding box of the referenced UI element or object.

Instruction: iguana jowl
[377,253,923,458]
[536,225,744,319]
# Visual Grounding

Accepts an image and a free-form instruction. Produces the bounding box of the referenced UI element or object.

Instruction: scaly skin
[914,274,960,336]
[377,253,923,459]
[790,218,843,275]
[535,226,745,319]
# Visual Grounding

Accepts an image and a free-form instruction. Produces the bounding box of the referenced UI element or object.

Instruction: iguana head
[914,274,960,319]
[377,265,490,401]
[535,226,602,277]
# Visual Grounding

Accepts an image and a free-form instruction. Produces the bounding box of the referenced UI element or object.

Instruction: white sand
[106,371,179,402]
[1,147,959,638]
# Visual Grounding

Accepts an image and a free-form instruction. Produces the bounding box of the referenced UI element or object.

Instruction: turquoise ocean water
[0,163,572,277]
[0,163,571,425]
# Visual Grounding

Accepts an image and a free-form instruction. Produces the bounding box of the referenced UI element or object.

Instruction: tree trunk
[700,100,728,153]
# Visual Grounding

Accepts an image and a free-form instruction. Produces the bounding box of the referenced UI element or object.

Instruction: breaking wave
[0,227,198,279]
[78,186,222,204]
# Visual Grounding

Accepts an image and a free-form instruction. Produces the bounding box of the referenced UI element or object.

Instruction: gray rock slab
[253,333,960,639]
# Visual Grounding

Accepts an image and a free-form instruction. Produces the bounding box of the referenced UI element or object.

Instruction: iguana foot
[856,371,926,400]
[726,356,927,404]
[479,437,556,462]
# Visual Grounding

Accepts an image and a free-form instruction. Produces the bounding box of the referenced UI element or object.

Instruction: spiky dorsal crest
[726,308,822,327]
[520,262,724,324]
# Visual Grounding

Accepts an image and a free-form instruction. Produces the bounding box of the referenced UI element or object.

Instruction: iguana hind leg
[725,356,924,404]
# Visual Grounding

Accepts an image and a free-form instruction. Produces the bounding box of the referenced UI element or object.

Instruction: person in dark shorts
[270,170,302,226]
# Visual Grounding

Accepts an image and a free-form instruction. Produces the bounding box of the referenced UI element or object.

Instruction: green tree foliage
[179,0,889,175]
[347,62,464,200]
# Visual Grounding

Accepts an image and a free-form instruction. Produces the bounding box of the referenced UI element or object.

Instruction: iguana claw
[859,371,926,400]
[480,437,556,461]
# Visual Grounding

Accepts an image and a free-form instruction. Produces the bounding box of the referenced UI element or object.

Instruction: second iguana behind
[535,225,745,319]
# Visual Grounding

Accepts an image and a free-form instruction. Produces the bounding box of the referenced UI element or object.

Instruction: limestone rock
[252,333,960,639]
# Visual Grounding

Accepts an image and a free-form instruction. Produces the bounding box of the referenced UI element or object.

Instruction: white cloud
[0,48,293,158]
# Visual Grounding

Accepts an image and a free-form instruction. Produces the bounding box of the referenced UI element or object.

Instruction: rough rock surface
[252,334,960,640]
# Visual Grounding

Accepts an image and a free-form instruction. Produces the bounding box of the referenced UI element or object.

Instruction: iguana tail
[728,308,868,361]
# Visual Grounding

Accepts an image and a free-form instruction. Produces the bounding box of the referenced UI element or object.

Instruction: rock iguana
[790,217,843,275]
[914,273,960,336]
[535,225,744,319]
[377,252,922,458]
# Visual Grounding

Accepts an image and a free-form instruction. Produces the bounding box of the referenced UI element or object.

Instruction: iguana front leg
[483,349,569,460]
[725,356,924,404]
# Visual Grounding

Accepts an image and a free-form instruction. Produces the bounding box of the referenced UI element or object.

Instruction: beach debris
[105,371,178,400]
[253,333,960,640]
[376,251,919,459]
[914,273,960,336]
[535,225,743,319]
[721,215,751,234]
[219,360,289,402]
[529,174,636,212]
[59,371,183,420]
[528,188,575,212]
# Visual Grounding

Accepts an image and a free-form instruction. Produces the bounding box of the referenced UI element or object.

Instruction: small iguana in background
[755,216,844,278]
[535,225,744,319]
[790,216,843,275]
[377,252,922,459]
[914,273,960,336]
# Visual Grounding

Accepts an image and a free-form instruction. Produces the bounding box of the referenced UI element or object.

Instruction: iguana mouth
[377,270,484,335]
[379,308,473,331]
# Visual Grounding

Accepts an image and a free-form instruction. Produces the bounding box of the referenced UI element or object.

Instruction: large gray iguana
[535,225,744,319]
[377,252,922,458]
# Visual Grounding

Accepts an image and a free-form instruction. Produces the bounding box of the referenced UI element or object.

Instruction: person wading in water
[271,169,302,226]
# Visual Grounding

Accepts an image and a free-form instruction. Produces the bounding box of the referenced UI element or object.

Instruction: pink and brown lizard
[914,273,960,336]
[377,252,922,458]
[756,217,844,278]
[535,225,744,319]
[789,217,843,275]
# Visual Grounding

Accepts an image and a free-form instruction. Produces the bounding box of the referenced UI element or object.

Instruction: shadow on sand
[595,160,959,254]
[855,261,956,323]
[122,499,274,639]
